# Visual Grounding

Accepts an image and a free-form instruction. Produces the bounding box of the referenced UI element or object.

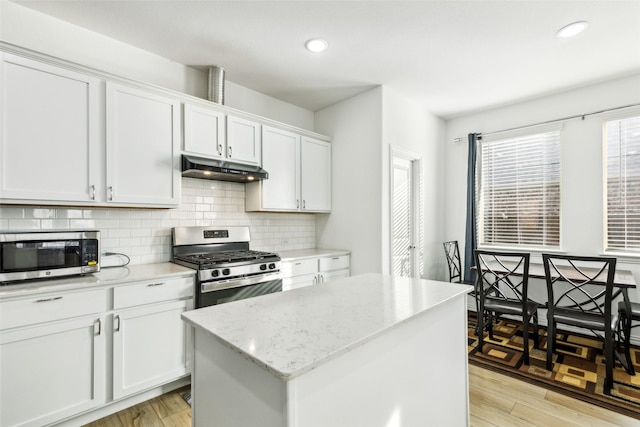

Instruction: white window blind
[605,114,640,251]
[477,130,561,248]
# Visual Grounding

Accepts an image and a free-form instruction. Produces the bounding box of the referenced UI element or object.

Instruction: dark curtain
[463,133,479,283]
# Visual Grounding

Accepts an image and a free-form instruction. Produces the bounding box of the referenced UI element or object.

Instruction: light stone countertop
[182,272,472,381]
[0,263,195,300]
[277,248,350,261]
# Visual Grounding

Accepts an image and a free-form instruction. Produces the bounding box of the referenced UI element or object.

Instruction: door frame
[389,145,423,278]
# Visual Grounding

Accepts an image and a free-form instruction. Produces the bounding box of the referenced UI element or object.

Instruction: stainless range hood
[181,155,269,183]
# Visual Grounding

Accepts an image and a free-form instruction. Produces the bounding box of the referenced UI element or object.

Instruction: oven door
[197,271,283,308]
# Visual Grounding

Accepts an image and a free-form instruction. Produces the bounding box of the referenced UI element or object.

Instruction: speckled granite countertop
[0,263,195,299]
[182,272,472,381]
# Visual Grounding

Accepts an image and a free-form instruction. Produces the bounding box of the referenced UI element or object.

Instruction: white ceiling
[11,0,640,119]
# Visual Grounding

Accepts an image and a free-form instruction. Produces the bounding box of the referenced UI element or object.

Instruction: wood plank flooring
[86,365,639,426]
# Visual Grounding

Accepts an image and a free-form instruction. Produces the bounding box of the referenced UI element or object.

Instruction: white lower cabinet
[112,276,193,400]
[113,299,191,399]
[282,253,350,291]
[0,290,107,427]
[0,274,194,427]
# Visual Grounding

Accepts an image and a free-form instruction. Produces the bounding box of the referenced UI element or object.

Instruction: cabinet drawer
[0,288,107,330]
[114,276,194,309]
[319,255,350,272]
[282,259,318,277]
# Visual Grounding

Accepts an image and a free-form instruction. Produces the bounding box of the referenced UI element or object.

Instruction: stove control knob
[268,263,276,270]
[260,264,267,271]
[211,270,219,278]
[222,268,230,276]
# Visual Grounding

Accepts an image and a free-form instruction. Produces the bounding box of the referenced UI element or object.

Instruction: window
[605,114,640,252]
[477,129,561,248]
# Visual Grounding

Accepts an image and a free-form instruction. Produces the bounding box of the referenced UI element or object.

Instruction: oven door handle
[201,271,283,294]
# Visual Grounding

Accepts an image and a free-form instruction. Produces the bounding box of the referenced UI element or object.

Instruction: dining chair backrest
[474,250,530,306]
[542,254,617,318]
[443,241,463,283]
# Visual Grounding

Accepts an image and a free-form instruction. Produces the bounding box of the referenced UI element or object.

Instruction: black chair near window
[443,240,472,285]
[618,301,640,376]
[474,250,539,365]
[542,254,618,391]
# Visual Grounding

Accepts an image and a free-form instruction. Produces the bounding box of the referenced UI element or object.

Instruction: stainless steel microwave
[0,230,100,283]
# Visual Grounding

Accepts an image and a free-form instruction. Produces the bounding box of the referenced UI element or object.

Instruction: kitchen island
[181,273,472,427]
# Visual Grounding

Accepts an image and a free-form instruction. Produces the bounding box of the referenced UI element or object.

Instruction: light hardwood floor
[85,365,639,427]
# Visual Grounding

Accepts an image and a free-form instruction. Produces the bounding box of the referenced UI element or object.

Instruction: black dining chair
[443,241,473,285]
[444,241,482,332]
[474,250,539,365]
[542,254,618,391]
[618,301,640,375]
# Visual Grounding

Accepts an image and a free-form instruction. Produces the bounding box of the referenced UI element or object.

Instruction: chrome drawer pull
[114,315,121,332]
[147,282,165,287]
[35,296,62,303]
[95,318,102,336]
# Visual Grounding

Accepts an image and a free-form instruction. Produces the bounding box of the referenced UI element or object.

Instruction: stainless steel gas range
[171,226,282,308]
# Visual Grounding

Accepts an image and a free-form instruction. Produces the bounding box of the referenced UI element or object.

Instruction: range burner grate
[176,250,278,265]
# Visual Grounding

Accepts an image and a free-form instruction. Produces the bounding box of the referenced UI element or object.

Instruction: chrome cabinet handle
[218,144,223,156]
[114,315,121,332]
[332,257,340,260]
[35,296,62,303]
[108,186,114,201]
[296,199,300,209]
[90,185,96,200]
[294,262,302,265]
[95,318,102,336]
[228,146,233,157]
[147,282,165,287]
[302,200,306,209]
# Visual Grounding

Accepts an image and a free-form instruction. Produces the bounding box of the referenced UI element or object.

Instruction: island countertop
[181,272,472,381]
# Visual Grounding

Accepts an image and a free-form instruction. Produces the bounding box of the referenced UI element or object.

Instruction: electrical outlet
[281,238,289,246]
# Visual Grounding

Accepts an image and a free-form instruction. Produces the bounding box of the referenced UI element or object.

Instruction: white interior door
[391,153,421,278]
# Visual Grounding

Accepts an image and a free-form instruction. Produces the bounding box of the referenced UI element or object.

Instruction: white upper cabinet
[182,105,261,166]
[0,53,101,203]
[301,137,331,212]
[226,115,261,165]
[246,126,331,213]
[183,103,226,158]
[256,126,300,210]
[105,82,180,207]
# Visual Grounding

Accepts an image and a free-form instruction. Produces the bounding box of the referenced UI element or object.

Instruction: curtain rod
[452,102,640,143]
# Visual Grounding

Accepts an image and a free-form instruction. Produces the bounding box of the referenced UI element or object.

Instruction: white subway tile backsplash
[0,177,316,264]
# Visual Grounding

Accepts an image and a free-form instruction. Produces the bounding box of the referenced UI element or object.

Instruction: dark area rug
[467,314,640,420]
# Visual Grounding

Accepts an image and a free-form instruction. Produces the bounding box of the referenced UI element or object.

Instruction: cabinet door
[226,115,261,165]
[301,137,331,212]
[0,53,100,203]
[106,82,180,207]
[0,316,105,427]
[320,269,350,283]
[112,299,191,399]
[183,103,225,158]
[259,126,300,210]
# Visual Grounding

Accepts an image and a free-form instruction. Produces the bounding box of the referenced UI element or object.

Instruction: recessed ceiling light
[556,21,589,38]
[305,39,328,53]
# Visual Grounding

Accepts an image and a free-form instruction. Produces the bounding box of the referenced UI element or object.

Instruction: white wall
[315,86,445,278]
[315,88,384,275]
[444,73,640,304]
[381,87,446,279]
[0,0,315,131]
